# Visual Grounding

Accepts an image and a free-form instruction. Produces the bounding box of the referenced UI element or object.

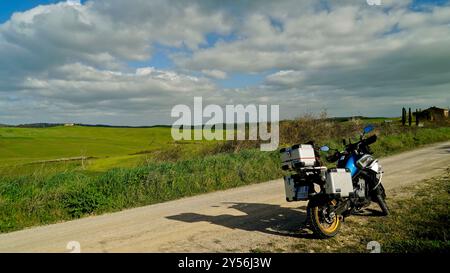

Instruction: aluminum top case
[325,168,354,198]
[280,144,317,170]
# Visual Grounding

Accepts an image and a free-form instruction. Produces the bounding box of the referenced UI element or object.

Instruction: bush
[62,180,105,218]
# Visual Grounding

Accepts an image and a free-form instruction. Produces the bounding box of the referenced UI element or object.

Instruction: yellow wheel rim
[313,206,340,234]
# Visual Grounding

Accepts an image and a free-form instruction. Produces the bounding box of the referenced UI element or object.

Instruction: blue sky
[410,0,449,9]
[0,0,87,22]
[0,0,449,125]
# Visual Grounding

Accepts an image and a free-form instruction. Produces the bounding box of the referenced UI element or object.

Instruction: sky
[0,0,449,126]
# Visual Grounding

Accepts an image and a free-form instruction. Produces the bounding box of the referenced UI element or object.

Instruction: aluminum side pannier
[283,175,309,202]
[325,168,354,198]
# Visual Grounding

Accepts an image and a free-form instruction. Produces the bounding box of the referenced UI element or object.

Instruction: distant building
[64,123,75,127]
[414,107,449,121]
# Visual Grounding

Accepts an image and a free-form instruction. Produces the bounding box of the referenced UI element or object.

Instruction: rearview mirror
[320,145,330,152]
[363,124,374,134]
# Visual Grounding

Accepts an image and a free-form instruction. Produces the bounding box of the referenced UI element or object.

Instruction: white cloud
[201,69,227,79]
[2,63,223,125]
[66,0,82,6]
[0,0,232,75]
[265,70,306,86]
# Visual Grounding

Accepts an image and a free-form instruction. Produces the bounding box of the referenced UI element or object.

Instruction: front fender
[307,193,330,208]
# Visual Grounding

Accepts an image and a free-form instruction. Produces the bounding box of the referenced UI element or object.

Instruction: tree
[408,108,412,126]
[416,109,419,126]
[402,107,406,126]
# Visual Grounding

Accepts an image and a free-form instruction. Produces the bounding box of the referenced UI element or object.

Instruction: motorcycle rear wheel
[307,200,342,239]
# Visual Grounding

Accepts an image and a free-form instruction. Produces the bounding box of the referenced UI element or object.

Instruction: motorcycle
[280,124,389,238]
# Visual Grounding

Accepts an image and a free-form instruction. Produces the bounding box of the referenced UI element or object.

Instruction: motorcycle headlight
[356,154,374,169]
[376,165,383,180]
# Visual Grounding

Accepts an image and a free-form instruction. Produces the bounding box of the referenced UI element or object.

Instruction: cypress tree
[402,107,406,126]
[416,109,419,126]
[408,108,412,126]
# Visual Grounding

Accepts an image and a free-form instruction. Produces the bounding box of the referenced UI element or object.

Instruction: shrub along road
[0,141,449,252]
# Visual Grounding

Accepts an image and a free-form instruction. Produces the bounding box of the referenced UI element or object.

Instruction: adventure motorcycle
[280,125,389,238]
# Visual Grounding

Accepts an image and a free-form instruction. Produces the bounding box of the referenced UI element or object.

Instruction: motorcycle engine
[355,178,366,198]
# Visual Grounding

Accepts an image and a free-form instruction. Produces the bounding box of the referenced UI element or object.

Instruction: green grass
[371,127,450,157]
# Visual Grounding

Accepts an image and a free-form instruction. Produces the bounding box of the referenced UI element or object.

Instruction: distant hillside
[76,123,171,129]
[329,116,393,122]
[1,116,395,129]
[16,123,64,128]
[6,123,171,128]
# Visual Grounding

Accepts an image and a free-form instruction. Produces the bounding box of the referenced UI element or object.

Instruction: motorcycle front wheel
[374,194,389,216]
[307,199,342,239]
[374,184,389,216]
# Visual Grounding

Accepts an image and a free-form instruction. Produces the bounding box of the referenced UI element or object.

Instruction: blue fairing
[345,155,358,177]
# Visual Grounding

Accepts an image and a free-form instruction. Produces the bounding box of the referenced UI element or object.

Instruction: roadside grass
[332,169,450,253]
[253,170,450,253]
[364,170,450,253]
[371,126,450,157]
[0,119,449,233]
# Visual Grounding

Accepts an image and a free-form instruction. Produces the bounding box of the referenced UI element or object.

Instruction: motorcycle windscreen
[345,155,358,177]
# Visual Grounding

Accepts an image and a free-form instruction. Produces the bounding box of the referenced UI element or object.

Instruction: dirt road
[0,141,449,253]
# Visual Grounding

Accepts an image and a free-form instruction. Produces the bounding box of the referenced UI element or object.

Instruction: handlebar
[364,134,377,146]
[326,152,340,163]
[324,134,377,163]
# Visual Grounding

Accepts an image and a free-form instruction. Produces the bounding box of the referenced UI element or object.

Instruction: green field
[0,126,213,175]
